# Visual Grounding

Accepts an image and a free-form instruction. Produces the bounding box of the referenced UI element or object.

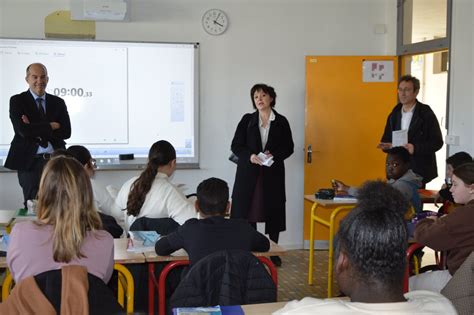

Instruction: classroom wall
[0,0,397,248]
[448,0,474,156]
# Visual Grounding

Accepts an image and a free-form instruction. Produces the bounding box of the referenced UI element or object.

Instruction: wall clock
[202,9,229,35]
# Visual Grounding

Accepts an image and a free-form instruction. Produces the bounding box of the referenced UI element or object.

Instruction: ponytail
[126,140,176,216]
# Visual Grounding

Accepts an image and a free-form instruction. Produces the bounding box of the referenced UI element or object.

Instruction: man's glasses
[386,162,400,168]
[90,158,97,168]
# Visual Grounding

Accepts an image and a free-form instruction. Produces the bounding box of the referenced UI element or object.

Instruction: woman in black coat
[230,84,294,266]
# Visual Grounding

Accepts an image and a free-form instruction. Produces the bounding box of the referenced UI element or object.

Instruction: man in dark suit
[378,75,443,186]
[5,63,71,207]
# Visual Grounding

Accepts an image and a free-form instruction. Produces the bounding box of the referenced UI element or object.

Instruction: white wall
[449,0,474,156]
[0,0,397,248]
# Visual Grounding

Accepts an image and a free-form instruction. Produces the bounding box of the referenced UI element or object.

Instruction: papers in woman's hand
[257,152,274,167]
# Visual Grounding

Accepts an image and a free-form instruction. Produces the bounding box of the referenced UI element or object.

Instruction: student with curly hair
[274,181,456,314]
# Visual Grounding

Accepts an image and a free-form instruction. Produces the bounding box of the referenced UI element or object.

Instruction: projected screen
[0,38,199,167]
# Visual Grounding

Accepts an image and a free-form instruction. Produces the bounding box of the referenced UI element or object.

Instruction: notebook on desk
[332,194,357,203]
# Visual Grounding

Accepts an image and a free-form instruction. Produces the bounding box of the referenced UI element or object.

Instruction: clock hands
[213,12,223,27]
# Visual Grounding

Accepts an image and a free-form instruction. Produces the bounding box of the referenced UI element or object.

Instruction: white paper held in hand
[257,152,274,167]
[392,130,408,147]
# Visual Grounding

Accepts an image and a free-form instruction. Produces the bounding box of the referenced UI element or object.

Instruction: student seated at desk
[436,151,472,215]
[115,140,196,230]
[7,156,114,284]
[52,146,123,238]
[334,146,422,213]
[155,177,270,266]
[411,162,474,293]
[273,181,456,315]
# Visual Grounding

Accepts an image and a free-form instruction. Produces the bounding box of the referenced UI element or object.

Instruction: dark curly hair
[335,181,408,290]
[126,140,176,216]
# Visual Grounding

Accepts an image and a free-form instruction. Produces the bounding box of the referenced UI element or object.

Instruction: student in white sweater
[274,181,456,315]
[115,140,196,230]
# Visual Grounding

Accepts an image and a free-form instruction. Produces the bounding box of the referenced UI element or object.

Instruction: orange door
[304,56,398,248]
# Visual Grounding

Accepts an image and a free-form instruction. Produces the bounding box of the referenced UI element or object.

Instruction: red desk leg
[257,257,278,298]
[157,261,190,315]
[148,262,157,315]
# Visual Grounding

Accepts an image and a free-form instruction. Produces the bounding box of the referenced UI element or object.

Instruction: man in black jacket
[378,75,443,185]
[5,63,71,207]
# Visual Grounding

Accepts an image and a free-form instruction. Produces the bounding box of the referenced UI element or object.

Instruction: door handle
[307,145,312,163]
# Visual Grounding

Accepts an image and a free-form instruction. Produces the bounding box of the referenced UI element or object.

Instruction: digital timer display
[51,88,93,97]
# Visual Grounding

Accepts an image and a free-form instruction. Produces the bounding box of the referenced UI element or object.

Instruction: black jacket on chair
[170,249,276,312]
[129,217,179,236]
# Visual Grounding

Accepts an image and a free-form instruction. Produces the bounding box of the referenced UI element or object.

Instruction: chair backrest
[34,268,124,315]
[441,251,474,315]
[170,249,276,310]
[129,217,179,236]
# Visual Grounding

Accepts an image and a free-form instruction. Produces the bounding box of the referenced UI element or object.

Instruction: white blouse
[259,110,275,150]
[115,172,197,230]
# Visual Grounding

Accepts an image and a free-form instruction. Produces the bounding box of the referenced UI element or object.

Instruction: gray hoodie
[348,169,423,211]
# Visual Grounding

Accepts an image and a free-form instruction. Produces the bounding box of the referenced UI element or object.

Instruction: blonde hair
[36,156,102,262]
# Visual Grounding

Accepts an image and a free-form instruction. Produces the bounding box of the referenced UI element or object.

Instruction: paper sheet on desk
[127,231,160,253]
[257,152,274,167]
[392,129,408,147]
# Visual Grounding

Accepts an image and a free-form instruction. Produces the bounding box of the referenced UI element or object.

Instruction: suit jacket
[5,90,71,171]
[380,100,443,183]
[230,110,294,233]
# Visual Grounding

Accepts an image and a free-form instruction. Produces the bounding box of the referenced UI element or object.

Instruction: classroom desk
[304,195,356,297]
[113,238,146,264]
[419,189,437,204]
[145,241,287,315]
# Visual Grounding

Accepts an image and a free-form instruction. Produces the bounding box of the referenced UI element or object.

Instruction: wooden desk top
[419,189,437,203]
[0,257,6,269]
[114,238,146,264]
[304,195,356,206]
[144,240,287,263]
[241,301,287,314]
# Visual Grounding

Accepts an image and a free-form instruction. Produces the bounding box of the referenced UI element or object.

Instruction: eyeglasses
[397,88,414,93]
[90,158,97,168]
[386,162,400,168]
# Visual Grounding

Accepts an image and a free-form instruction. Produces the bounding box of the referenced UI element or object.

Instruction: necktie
[36,98,46,119]
[36,98,48,147]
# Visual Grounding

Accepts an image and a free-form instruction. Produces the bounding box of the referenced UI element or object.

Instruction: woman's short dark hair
[250,83,277,109]
[452,162,474,185]
[387,146,411,164]
[336,181,408,288]
[196,177,229,215]
[126,140,176,216]
[446,151,473,169]
[398,75,420,92]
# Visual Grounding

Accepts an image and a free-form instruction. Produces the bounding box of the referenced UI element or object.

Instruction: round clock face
[202,9,228,35]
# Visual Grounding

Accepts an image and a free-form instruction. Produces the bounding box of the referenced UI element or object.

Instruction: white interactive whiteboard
[0,38,199,168]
